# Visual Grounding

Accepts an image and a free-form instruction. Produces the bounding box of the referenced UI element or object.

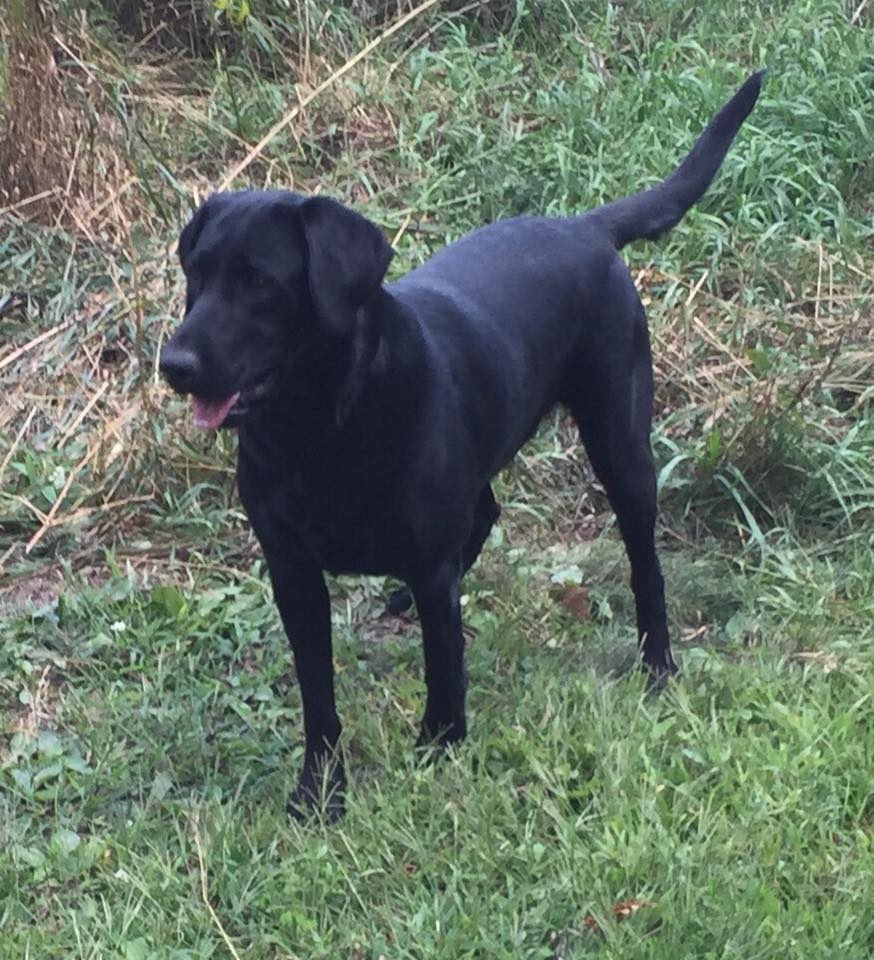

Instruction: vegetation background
[0,0,872,957]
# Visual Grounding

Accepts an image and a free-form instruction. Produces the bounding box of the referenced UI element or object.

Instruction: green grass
[1,0,873,956]
[2,542,873,958]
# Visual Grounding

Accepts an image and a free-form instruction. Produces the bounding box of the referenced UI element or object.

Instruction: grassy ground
[1,0,873,957]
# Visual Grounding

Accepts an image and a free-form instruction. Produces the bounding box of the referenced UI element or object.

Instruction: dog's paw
[642,655,679,695]
[287,761,346,823]
[415,717,466,760]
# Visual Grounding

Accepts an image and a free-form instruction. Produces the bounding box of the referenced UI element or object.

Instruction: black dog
[160,72,763,818]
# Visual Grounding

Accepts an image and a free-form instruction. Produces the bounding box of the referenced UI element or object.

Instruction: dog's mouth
[191,372,276,430]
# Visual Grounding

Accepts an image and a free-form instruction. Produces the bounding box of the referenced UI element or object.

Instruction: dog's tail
[589,71,765,250]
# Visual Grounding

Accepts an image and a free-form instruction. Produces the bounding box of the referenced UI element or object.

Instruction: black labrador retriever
[160,71,763,818]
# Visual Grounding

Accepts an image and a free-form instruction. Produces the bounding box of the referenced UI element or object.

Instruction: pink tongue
[191,393,240,430]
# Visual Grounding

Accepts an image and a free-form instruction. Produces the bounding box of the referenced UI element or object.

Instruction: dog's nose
[159,344,201,393]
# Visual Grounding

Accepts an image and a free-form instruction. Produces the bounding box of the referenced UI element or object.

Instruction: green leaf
[10,768,32,791]
[19,846,45,868]
[706,428,721,461]
[150,585,186,617]
[53,829,80,854]
[65,754,92,774]
[148,771,173,804]
[124,938,150,960]
[32,761,63,786]
[38,730,61,755]
[550,564,583,586]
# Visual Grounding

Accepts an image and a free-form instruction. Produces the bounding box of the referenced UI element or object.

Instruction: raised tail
[590,70,765,250]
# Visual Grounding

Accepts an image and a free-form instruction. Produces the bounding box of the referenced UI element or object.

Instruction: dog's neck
[242,286,421,448]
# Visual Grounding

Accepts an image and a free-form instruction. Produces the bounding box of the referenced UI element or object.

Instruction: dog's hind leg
[386,485,501,615]
[562,303,677,679]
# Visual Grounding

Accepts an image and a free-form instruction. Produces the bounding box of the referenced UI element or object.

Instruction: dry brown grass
[1,174,869,586]
[0,0,467,587]
[1,2,871,593]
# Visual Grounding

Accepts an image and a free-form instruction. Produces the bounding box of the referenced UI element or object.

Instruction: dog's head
[159,190,393,429]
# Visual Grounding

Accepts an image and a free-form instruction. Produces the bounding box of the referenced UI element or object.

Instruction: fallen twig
[0,319,77,373]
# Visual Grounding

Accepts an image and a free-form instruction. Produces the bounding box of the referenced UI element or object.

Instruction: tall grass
[1,0,870,570]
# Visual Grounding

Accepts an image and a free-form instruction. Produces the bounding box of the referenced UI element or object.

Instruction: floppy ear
[299,195,393,334]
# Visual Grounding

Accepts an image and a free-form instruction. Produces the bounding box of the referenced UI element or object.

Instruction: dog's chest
[238,440,410,576]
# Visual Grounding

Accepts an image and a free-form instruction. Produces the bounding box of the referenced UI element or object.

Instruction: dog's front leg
[410,556,467,750]
[265,556,345,820]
